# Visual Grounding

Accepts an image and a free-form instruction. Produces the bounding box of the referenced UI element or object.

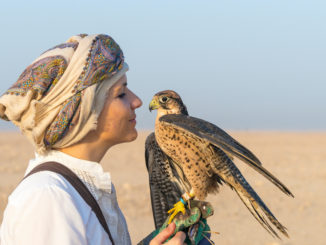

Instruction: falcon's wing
[159,114,293,197]
[210,145,289,238]
[145,132,186,229]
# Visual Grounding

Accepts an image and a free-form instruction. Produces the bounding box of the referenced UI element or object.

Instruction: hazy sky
[0,0,325,131]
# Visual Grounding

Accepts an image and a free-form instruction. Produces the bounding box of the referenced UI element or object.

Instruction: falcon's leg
[168,190,195,223]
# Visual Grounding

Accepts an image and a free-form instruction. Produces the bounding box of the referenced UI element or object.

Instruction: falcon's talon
[167,200,186,223]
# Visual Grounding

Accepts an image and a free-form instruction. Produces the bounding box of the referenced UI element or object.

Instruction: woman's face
[96,74,142,146]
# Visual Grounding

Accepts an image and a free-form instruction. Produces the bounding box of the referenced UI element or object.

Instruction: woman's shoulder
[1,172,98,244]
[8,171,89,210]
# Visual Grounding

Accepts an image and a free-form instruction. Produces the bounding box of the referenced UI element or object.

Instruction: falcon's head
[149,90,188,116]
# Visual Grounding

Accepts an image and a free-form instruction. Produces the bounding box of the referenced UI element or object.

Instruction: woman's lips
[129,118,136,124]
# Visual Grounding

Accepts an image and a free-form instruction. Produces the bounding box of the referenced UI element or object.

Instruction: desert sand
[0,131,325,245]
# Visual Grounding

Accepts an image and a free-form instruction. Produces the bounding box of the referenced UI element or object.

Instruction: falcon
[145,90,293,238]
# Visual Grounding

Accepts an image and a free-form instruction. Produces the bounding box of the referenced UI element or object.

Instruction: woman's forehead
[109,75,127,94]
[115,74,127,87]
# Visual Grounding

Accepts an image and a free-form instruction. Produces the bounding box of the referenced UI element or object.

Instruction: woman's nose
[130,91,143,109]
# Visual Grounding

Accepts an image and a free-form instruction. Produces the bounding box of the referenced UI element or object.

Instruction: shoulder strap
[23,161,115,245]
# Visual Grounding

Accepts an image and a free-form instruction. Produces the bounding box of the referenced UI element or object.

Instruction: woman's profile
[0,34,187,245]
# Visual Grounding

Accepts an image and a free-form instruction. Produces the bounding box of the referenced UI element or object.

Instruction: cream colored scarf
[0,34,128,154]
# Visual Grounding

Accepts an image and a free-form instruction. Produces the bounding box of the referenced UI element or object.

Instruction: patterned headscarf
[0,34,128,153]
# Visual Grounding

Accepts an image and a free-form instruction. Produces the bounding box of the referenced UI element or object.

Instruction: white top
[0,150,131,245]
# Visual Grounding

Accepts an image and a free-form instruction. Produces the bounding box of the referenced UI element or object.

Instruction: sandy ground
[0,131,325,245]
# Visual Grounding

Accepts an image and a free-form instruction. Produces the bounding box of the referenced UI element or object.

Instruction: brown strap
[23,161,115,245]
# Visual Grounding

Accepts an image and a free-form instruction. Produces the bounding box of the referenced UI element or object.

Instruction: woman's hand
[150,222,186,245]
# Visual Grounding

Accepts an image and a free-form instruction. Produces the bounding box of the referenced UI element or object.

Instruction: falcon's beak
[149,98,160,112]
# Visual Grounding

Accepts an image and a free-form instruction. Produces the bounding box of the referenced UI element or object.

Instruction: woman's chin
[127,130,138,142]
[119,130,138,144]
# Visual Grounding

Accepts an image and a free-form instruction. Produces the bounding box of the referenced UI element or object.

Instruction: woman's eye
[118,93,126,98]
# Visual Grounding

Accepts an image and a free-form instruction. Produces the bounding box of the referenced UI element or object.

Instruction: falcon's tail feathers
[211,149,289,238]
[234,188,289,239]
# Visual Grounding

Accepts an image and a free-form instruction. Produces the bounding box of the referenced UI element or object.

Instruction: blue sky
[0,0,325,130]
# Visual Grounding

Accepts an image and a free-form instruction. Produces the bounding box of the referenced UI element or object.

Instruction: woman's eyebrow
[115,82,127,90]
[112,82,127,94]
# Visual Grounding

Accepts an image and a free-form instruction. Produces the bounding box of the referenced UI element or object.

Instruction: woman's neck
[59,131,113,163]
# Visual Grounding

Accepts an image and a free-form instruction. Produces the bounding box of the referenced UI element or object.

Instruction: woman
[0,34,186,244]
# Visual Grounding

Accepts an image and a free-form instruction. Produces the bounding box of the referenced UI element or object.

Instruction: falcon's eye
[160,96,169,103]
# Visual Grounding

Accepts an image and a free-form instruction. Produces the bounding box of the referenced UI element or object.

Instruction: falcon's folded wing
[159,114,293,197]
[145,133,188,228]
